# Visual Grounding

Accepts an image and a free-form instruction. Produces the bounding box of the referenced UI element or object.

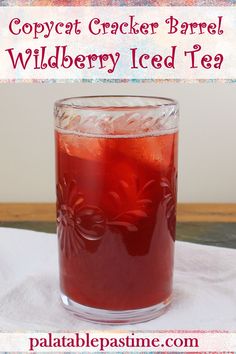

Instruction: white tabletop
[0,227,235,331]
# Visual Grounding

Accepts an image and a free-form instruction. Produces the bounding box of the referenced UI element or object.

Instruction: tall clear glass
[54,96,179,324]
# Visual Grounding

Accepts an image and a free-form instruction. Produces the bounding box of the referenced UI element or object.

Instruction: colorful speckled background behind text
[1,0,236,6]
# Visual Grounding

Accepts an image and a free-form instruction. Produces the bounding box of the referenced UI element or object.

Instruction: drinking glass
[54,95,179,324]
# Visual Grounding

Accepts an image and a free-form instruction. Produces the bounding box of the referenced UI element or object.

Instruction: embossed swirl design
[55,103,178,136]
[160,172,177,240]
[57,174,176,257]
[56,176,160,257]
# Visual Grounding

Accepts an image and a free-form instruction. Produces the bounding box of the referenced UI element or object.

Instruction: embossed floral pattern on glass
[57,176,106,257]
[57,174,158,257]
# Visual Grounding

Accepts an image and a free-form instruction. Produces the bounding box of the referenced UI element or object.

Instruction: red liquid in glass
[56,130,178,310]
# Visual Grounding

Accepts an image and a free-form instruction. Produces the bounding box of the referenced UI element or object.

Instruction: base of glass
[61,293,172,325]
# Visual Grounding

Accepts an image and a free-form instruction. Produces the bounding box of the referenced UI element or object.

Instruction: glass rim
[55,95,178,111]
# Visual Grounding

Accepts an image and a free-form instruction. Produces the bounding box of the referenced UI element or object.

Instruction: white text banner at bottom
[0,332,236,352]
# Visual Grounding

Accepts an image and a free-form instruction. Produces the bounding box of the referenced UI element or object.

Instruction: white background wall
[0,83,235,203]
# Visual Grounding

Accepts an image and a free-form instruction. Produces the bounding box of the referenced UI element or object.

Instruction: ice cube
[116,133,177,172]
[58,132,106,161]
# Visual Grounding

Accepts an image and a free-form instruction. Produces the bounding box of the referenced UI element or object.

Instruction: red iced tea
[56,129,178,311]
